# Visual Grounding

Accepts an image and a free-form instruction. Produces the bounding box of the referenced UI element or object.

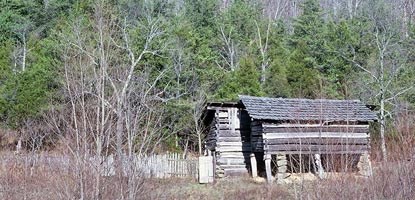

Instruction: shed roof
[239,95,377,122]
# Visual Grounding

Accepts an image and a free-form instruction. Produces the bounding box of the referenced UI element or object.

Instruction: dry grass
[1,158,413,200]
[141,160,415,200]
[1,128,415,200]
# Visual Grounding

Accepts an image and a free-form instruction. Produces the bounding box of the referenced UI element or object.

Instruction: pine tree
[286,0,325,98]
[216,56,263,100]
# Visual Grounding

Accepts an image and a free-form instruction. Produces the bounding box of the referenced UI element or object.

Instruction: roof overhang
[205,102,243,110]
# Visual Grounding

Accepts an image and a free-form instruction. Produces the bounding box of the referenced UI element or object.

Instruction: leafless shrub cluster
[0,153,148,200]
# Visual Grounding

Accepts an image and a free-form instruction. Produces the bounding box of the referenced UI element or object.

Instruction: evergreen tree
[287,41,320,98]
[0,38,58,128]
[287,0,325,98]
[263,21,291,97]
[216,56,263,100]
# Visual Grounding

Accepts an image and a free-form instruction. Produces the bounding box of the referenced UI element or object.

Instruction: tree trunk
[22,34,26,72]
[116,109,124,174]
[380,96,388,161]
[198,131,202,156]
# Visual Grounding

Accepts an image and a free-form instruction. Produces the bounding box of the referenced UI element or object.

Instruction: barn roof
[239,95,377,122]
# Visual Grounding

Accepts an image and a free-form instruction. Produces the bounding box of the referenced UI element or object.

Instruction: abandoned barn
[203,95,377,183]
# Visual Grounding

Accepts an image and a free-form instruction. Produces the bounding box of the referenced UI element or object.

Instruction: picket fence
[1,152,198,179]
[134,153,198,178]
[100,152,198,178]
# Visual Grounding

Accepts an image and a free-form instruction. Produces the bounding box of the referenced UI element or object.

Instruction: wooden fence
[0,152,198,179]
[133,153,198,178]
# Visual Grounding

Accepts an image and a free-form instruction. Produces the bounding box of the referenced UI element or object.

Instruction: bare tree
[218,26,239,71]
[191,89,207,156]
[255,20,271,84]
[50,1,177,199]
[342,1,414,161]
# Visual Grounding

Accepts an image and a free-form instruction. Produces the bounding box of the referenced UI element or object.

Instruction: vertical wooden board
[155,155,159,178]
[167,154,170,177]
[173,153,177,177]
[250,153,257,178]
[265,154,272,184]
[314,154,324,179]
[163,154,167,178]
[235,109,241,129]
[199,156,213,183]
[176,155,179,177]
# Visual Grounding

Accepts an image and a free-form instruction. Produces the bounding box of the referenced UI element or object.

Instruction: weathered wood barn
[204,95,377,183]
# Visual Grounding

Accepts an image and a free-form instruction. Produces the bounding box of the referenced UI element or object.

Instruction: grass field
[1,155,414,200]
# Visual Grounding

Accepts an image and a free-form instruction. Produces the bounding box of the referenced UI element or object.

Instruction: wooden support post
[264,154,272,184]
[250,153,257,178]
[276,154,288,184]
[314,154,325,179]
[357,151,372,177]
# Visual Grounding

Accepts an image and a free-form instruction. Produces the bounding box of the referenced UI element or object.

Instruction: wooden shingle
[239,95,377,121]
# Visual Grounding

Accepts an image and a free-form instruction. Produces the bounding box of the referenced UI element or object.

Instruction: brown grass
[141,161,415,200]
[0,158,414,200]
[1,120,414,200]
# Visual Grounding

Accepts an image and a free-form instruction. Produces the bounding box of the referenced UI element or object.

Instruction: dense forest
[0,0,414,158]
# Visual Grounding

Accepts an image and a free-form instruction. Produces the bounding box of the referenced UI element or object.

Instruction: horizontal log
[216,146,252,152]
[218,120,230,124]
[217,137,249,142]
[266,150,368,155]
[251,143,264,147]
[252,144,264,150]
[263,123,369,129]
[263,127,369,134]
[217,130,250,137]
[251,126,263,129]
[216,124,231,130]
[264,144,369,153]
[251,132,263,135]
[217,142,251,147]
[218,152,251,158]
[251,135,263,139]
[224,168,249,176]
[218,112,229,118]
[265,138,368,145]
[217,157,249,161]
[263,132,369,139]
[217,158,249,165]
[252,121,263,125]
[218,165,248,169]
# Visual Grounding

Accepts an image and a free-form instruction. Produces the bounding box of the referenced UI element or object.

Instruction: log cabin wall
[204,105,252,177]
[240,95,377,156]
[260,121,370,155]
[251,120,264,152]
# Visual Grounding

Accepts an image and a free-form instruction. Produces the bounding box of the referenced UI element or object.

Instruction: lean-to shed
[203,95,377,183]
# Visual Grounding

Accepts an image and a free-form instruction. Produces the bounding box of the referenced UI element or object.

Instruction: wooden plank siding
[251,122,370,155]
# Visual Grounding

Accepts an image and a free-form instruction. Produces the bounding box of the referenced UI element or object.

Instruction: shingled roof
[239,95,377,122]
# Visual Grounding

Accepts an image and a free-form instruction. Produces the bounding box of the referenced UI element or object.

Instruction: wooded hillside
[0,0,414,158]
